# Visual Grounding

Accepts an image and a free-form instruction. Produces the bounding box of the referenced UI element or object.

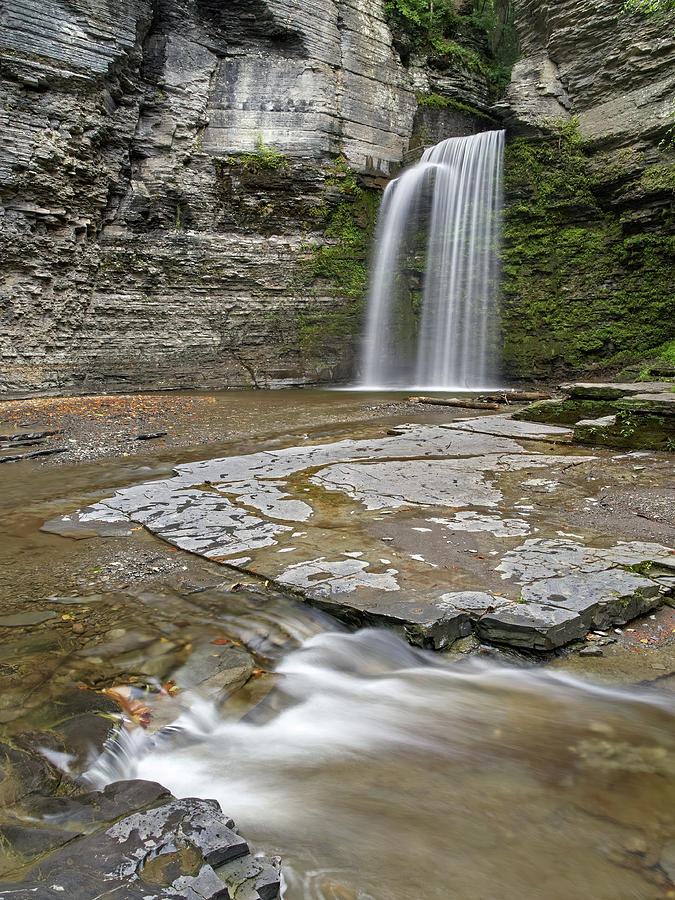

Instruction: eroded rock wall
[1,0,494,396]
[2,0,672,395]
[0,0,399,394]
[499,0,675,378]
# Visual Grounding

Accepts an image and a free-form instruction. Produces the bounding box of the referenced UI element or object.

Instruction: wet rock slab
[291,582,473,650]
[41,416,675,653]
[521,570,663,629]
[478,602,587,651]
[560,381,674,400]
[0,779,281,899]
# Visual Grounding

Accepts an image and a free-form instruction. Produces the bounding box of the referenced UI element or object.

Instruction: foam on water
[86,628,675,900]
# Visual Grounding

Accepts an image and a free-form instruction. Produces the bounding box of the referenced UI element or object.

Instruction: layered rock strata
[0,0,491,397]
[514,380,675,450]
[499,0,675,377]
[1,0,673,395]
[43,413,675,652]
[0,778,281,898]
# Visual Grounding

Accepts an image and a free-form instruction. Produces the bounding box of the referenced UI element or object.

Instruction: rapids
[87,628,675,900]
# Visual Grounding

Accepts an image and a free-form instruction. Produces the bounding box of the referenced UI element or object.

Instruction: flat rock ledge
[0,779,280,899]
[42,417,675,654]
[299,544,673,653]
[515,382,675,451]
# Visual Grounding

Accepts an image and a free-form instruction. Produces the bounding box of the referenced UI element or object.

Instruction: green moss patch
[501,121,675,378]
[295,158,380,358]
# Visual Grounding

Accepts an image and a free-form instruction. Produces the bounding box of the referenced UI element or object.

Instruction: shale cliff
[0,0,495,395]
[0,0,673,395]
[499,0,675,378]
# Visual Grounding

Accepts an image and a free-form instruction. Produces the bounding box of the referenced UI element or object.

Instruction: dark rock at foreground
[0,779,281,900]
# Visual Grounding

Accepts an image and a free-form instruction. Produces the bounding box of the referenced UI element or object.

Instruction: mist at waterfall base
[88,628,675,900]
[359,130,505,391]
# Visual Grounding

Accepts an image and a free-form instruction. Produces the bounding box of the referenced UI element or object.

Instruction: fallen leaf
[210,637,230,645]
[103,686,151,728]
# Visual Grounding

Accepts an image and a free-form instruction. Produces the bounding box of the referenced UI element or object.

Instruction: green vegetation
[385,0,461,56]
[628,561,654,574]
[226,135,289,172]
[653,339,675,364]
[621,0,675,14]
[296,158,380,353]
[415,93,496,120]
[501,119,675,377]
[385,0,517,89]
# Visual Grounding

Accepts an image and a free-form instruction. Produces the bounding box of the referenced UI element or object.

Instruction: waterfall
[359,130,505,389]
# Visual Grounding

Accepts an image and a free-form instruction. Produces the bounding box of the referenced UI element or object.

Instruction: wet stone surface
[0,779,281,899]
[43,414,675,653]
[1,401,675,897]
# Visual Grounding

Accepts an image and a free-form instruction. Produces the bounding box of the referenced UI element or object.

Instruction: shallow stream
[1,390,674,898]
[92,628,675,900]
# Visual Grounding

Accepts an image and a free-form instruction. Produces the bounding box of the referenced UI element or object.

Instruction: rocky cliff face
[499,0,675,378]
[0,0,492,396]
[0,0,672,396]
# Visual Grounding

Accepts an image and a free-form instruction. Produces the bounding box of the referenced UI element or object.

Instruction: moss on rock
[294,158,380,367]
[501,122,675,379]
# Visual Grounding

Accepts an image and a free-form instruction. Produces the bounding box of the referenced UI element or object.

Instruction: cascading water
[360,130,505,389]
[85,628,675,900]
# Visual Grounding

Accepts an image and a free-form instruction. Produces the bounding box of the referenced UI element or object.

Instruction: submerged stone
[0,610,57,626]
[172,641,255,699]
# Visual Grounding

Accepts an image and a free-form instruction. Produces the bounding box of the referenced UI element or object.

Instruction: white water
[360,130,505,389]
[88,628,675,900]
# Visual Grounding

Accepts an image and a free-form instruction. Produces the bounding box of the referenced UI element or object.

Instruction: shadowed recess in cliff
[359,130,505,389]
[141,0,306,56]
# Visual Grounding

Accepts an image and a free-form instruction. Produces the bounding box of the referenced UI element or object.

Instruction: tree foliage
[384,0,517,83]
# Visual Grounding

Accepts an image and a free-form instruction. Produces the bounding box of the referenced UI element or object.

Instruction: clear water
[360,131,505,390]
[89,628,675,900]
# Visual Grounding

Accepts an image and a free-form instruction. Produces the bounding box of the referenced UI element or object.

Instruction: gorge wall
[499,0,675,379]
[0,0,497,396]
[0,0,673,396]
